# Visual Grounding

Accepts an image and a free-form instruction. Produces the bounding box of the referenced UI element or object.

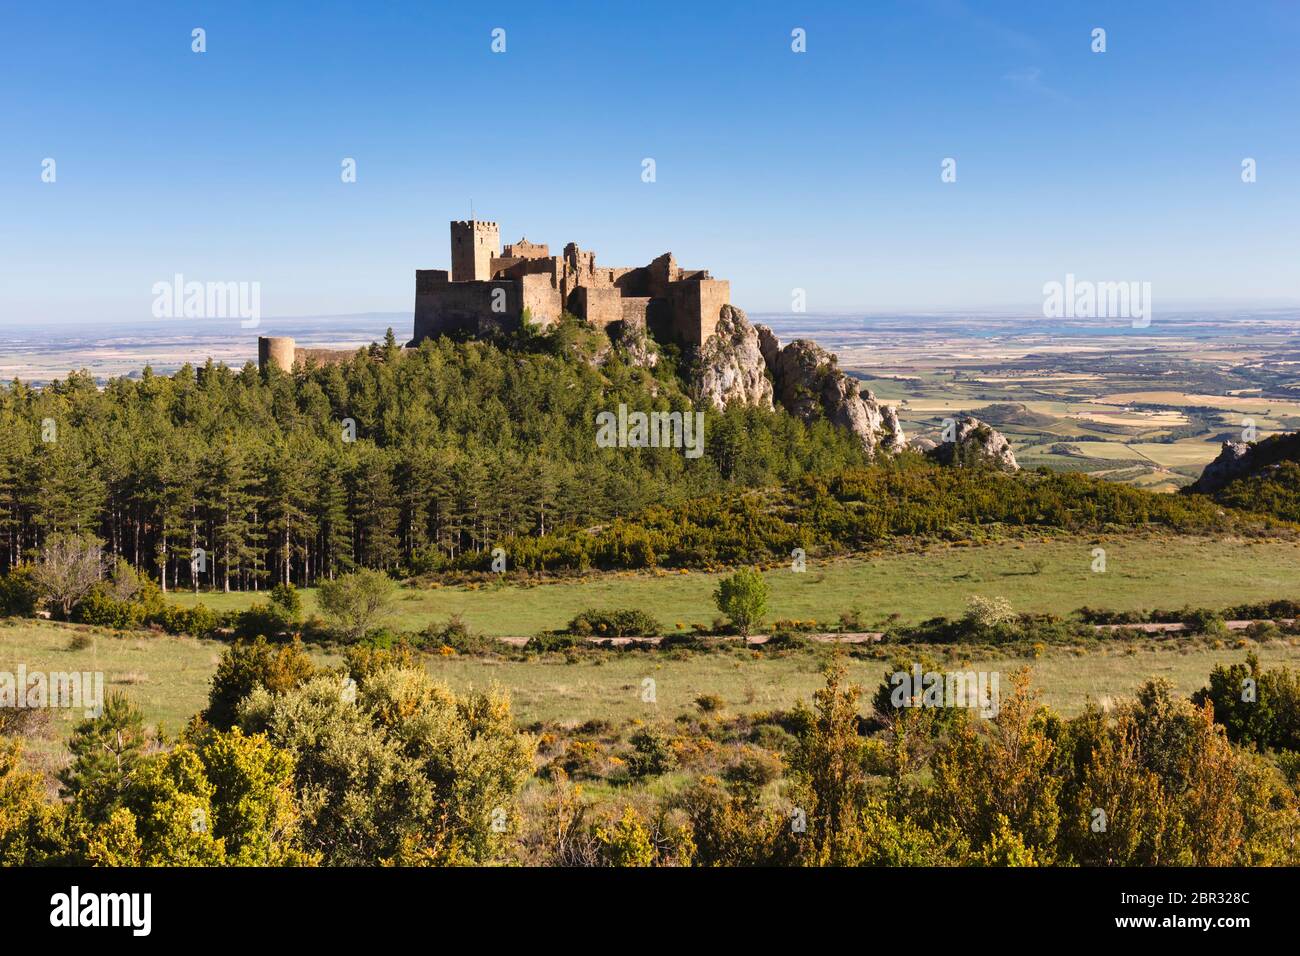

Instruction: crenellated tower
[450,220,499,282]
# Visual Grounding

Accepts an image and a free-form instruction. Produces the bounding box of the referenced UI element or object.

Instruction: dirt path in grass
[494,618,1295,647]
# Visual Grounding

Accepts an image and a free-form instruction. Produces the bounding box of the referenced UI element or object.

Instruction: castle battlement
[413,219,729,347]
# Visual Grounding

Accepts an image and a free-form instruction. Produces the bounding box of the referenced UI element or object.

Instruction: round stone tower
[258,336,296,371]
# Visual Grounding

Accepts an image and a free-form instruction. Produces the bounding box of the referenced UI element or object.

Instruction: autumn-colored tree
[926,668,1061,863]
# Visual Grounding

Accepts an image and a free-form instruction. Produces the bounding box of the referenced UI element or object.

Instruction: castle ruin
[258,218,732,371]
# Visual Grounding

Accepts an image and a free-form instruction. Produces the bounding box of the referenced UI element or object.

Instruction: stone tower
[450,220,499,282]
[258,336,296,370]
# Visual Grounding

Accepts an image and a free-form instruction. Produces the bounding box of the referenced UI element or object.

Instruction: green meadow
[9,534,1300,747]
[165,535,1300,637]
[4,619,1300,739]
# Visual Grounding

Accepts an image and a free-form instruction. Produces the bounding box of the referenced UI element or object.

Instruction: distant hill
[970,402,1058,428]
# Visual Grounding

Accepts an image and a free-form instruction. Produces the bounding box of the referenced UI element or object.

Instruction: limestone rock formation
[691,305,774,411]
[925,416,1019,472]
[1186,434,1300,495]
[609,316,659,369]
[755,324,780,369]
[762,334,905,455]
[1189,441,1253,494]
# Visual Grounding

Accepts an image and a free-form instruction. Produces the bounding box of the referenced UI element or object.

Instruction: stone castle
[258,219,732,370]
[252,218,1028,464]
[414,220,730,346]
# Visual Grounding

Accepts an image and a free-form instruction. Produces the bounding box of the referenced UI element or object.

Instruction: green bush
[566,608,661,638]
[269,583,303,622]
[203,636,319,730]
[418,614,492,654]
[73,589,147,630]
[233,602,296,641]
[526,631,582,653]
[626,725,678,778]
[0,566,40,617]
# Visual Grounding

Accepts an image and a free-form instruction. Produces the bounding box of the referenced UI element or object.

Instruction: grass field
[10,535,1300,758]
[4,620,1300,743]
[164,536,1300,638]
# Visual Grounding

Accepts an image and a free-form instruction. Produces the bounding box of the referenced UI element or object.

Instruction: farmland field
[768,311,1300,490]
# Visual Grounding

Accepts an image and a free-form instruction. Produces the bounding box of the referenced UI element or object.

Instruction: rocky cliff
[687,306,905,454]
[754,324,905,455]
[691,305,774,410]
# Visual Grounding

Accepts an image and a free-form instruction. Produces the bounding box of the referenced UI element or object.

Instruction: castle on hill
[258,219,732,370]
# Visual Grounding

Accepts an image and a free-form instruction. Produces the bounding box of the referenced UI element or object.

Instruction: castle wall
[415,279,520,338]
[294,347,354,367]
[503,239,548,259]
[620,296,651,327]
[491,256,525,276]
[519,273,562,326]
[668,278,729,346]
[573,287,624,329]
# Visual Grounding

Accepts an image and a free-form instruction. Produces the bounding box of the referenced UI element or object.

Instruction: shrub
[838,606,866,632]
[526,631,582,653]
[269,583,303,622]
[694,694,725,714]
[0,566,40,617]
[203,637,318,730]
[626,725,679,778]
[964,595,1016,630]
[594,806,656,867]
[722,745,782,800]
[152,602,221,638]
[233,602,296,641]
[73,589,146,630]
[419,614,491,654]
[764,629,811,650]
[566,608,661,638]
[1181,606,1227,636]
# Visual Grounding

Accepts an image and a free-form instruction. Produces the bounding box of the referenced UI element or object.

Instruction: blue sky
[1,0,1297,324]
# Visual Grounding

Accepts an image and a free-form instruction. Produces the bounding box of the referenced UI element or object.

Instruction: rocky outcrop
[1189,441,1252,494]
[1187,432,1300,494]
[688,308,906,455]
[762,334,905,455]
[691,305,774,411]
[924,416,1019,472]
[609,315,659,369]
[755,324,780,369]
